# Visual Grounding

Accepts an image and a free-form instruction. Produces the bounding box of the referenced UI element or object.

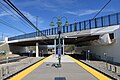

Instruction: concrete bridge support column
[36,43,39,57]
[54,38,56,55]
[63,38,64,55]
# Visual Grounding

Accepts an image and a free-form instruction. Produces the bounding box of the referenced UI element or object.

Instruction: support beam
[36,43,39,57]
[63,38,64,55]
[54,38,56,55]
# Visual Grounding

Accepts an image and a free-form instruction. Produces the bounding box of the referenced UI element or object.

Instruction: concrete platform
[9,55,111,80]
[22,62,97,80]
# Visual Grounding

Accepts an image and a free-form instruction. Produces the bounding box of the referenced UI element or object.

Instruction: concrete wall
[9,45,27,54]
[76,26,120,63]
[89,27,120,63]
[0,43,11,54]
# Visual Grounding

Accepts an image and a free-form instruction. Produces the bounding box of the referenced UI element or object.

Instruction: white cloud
[15,0,57,11]
[0,11,10,17]
[66,9,99,16]
[0,10,44,24]
[66,9,117,16]
[22,11,44,24]
[15,0,77,12]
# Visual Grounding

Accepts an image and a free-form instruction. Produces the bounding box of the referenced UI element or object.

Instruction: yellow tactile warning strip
[67,55,111,80]
[9,55,52,80]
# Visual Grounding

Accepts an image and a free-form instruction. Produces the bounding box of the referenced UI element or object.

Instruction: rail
[8,12,120,41]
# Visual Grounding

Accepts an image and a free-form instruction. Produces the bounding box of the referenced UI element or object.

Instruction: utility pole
[36,16,39,36]
[35,16,39,57]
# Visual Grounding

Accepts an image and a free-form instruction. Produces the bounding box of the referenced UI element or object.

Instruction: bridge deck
[9,55,111,80]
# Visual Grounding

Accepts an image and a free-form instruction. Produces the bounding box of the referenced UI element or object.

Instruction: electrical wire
[93,0,112,19]
[0,19,26,33]
[75,0,112,44]
[0,1,31,29]
[4,0,49,39]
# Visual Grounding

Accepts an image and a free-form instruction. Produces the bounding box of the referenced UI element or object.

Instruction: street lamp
[50,16,69,68]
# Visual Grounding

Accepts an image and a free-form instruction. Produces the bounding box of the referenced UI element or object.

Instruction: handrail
[8,12,120,41]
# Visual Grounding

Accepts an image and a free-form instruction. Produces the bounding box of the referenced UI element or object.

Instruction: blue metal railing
[8,12,120,41]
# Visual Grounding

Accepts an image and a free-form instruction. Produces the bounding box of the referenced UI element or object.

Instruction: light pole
[50,16,69,67]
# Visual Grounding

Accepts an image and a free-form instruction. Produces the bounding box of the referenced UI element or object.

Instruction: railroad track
[0,56,27,64]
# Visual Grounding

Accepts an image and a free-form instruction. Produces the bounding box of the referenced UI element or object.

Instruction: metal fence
[8,12,120,41]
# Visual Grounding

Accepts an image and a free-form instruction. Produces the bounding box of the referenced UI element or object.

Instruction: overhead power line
[4,0,49,39]
[93,0,112,19]
[75,0,112,43]
[0,1,31,29]
[0,19,26,33]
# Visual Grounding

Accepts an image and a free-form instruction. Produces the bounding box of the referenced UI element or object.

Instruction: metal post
[89,20,91,29]
[63,38,64,55]
[54,38,56,55]
[74,22,77,31]
[66,26,68,32]
[87,50,90,61]
[36,43,39,57]
[6,57,8,63]
[63,26,65,33]
[109,65,112,71]
[58,25,61,67]
[1,68,3,77]
[1,67,4,77]
[104,53,108,69]
[84,21,86,30]
[116,13,119,25]
[86,51,87,61]
[70,24,72,32]
[101,17,104,27]
[79,22,81,31]
[6,66,9,74]
[95,18,97,28]
[114,66,117,73]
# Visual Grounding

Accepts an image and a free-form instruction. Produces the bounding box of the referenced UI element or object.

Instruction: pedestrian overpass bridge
[1,12,120,63]
[7,12,119,45]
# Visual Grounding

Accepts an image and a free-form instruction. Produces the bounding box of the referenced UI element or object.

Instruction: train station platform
[9,55,112,80]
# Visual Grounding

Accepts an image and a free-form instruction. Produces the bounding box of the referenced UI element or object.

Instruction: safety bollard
[106,63,108,70]
[114,66,117,73]
[6,57,9,63]
[1,67,5,76]
[0,68,2,77]
[111,65,117,73]
[109,65,112,71]
[6,66,9,74]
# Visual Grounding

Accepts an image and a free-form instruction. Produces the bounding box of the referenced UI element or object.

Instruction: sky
[0,0,120,39]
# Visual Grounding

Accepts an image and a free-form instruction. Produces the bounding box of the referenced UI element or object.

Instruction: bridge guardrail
[8,12,120,41]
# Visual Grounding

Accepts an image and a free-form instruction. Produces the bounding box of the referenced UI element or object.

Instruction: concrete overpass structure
[1,12,120,63]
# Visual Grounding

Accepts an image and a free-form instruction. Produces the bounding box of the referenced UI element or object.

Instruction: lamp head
[65,20,69,27]
[50,21,55,26]
[74,20,77,27]
[57,18,62,25]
